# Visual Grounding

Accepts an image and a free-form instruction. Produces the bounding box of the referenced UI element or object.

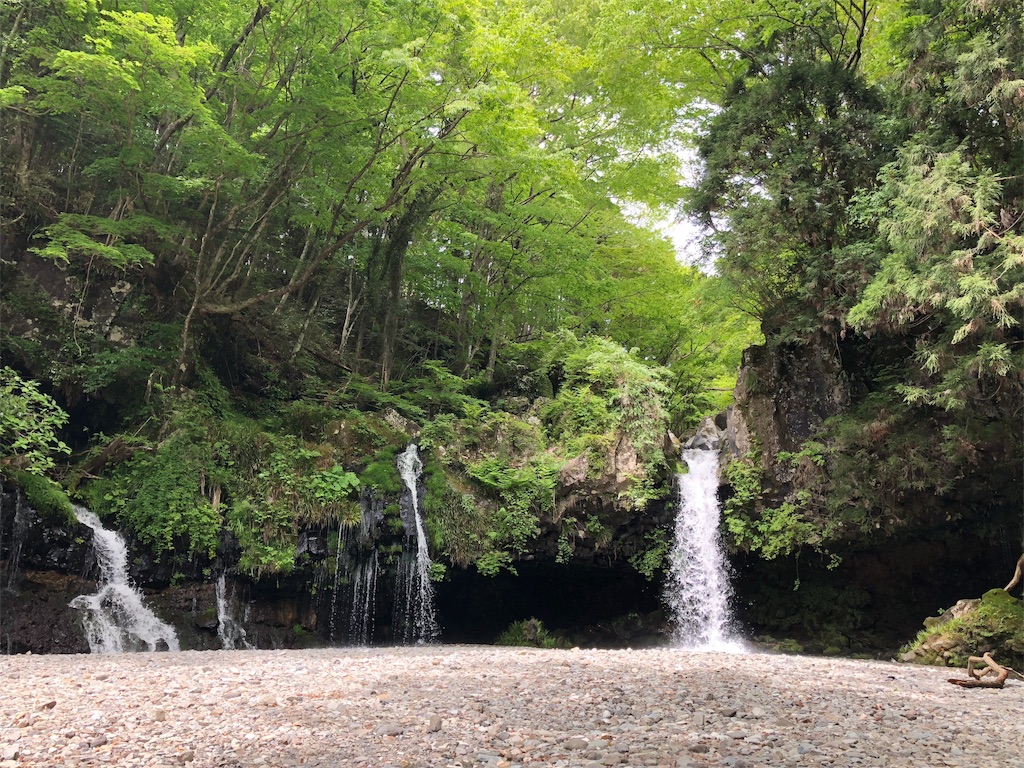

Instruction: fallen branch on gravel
[947,653,1023,688]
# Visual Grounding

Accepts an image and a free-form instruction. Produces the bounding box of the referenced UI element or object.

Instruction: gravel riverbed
[1,646,1021,768]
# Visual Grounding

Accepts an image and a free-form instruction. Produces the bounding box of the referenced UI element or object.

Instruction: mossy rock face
[10,471,74,522]
[902,589,1024,667]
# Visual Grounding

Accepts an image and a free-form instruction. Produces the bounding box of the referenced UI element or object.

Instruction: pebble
[0,647,1021,767]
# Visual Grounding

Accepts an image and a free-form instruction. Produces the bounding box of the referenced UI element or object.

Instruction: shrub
[495,618,569,648]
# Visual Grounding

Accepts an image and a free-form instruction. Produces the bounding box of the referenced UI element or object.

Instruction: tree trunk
[485,316,503,382]
[289,289,321,363]
[378,188,440,388]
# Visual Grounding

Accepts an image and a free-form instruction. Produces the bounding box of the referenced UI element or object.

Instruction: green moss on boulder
[902,589,1024,667]
[10,470,74,522]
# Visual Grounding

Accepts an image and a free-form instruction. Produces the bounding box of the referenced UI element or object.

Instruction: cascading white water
[666,450,744,652]
[4,491,28,591]
[396,444,440,643]
[348,550,379,644]
[215,573,252,650]
[327,527,347,642]
[68,505,180,653]
[326,526,381,645]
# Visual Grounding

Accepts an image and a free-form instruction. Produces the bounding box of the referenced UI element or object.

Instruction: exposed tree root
[947,653,1021,688]
[1005,553,1024,593]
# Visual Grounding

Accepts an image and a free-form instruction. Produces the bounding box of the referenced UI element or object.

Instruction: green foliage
[419,414,458,456]
[958,590,1024,659]
[629,528,672,581]
[30,214,168,267]
[722,453,824,558]
[468,456,560,553]
[849,143,1023,412]
[427,561,447,582]
[722,455,764,521]
[79,375,366,574]
[737,503,819,560]
[495,617,569,648]
[542,386,613,444]
[88,420,221,559]
[392,361,485,418]
[555,516,577,564]
[415,332,677,574]
[359,448,403,494]
[475,549,515,577]
[0,367,71,476]
[304,466,360,507]
[584,515,612,549]
[539,333,672,508]
[423,461,494,569]
[226,498,296,576]
[691,55,891,336]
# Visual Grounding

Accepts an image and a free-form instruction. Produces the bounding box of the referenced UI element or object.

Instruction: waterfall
[326,528,346,642]
[215,573,252,650]
[666,449,744,652]
[395,444,440,643]
[348,549,379,644]
[326,525,380,645]
[4,491,29,591]
[68,505,180,653]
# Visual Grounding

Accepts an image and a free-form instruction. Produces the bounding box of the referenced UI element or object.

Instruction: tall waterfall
[215,573,252,650]
[666,450,744,651]
[69,505,180,653]
[395,444,440,643]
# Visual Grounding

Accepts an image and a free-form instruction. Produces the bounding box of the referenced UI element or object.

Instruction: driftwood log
[947,653,1022,688]
[1006,553,1024,593]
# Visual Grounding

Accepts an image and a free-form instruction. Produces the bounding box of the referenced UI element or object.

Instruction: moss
[903,589,1024,666]
[358,447,403,494]
[10,471,74,522]
[962,589,1024,657]
[756,635,805,654]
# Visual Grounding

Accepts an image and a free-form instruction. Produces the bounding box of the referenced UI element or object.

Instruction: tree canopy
[0,0,1019,584]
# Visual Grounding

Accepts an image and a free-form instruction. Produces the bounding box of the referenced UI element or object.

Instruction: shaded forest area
[1,0,1022,652]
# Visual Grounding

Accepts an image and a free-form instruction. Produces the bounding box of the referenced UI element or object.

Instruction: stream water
[68,505,180,653]
[666,449,744,651]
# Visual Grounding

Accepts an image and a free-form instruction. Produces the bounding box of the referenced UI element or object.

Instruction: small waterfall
[348,549,379,644]
[395,444,440,643]
[68,505,180,653]
[215,573,252,650]
[326,528,347,642]
[326,525,380,645]
[4,491,29,591]
[666,449,744,651]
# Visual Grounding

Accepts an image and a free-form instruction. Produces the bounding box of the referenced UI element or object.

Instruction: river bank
[2,646,1021,767]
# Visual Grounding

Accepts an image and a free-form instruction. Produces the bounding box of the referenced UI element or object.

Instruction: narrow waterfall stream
[69,505,179,652]
[4,491,29,591]
[396,444,440,643]
[215,573,252,650]
[666,449,744,651]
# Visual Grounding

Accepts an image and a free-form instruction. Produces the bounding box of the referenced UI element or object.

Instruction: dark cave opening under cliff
[434,560,666,647]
